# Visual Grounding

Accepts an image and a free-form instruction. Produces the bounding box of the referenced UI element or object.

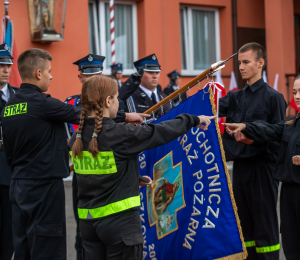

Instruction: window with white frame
[88,1,138,75]
[180,6,220,75]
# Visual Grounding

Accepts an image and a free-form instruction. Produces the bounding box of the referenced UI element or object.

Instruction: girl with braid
[68,75,215,260]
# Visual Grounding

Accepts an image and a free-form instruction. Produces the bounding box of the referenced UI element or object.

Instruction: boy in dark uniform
[0,43,18,260]
[66,54,149,260]
[219,42,287,259]
[124,54,171,118]
[110,63,123,88]
[164,69,187,106]
[1,48,81,260]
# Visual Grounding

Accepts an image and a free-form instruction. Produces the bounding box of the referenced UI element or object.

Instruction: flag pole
[143,53,238,115]
[110,0,115,65]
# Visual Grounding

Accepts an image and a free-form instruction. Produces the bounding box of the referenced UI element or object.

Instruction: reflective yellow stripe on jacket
[244,241,280,253]
[70,151,117,175]
[78,195,141,219]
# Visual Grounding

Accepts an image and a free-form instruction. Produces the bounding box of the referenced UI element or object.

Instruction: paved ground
[65,181,77,260]
[64,162,286,260]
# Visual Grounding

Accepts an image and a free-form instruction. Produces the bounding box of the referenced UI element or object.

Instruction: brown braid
[72,109,87,157]
[88,102,104,156]
[72,75,118,158]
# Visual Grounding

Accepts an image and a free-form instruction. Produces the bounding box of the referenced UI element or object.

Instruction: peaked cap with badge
[0,43,13,64]
[134,54,161,72]
[167,70,180,79]
[110,63,123,73]
[73,54,105,75]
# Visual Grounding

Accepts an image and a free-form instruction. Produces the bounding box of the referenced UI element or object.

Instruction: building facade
[2,0,300,105]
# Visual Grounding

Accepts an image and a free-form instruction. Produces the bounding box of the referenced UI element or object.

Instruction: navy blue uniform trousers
[10,179,66,260]
[280,182,300,260]
[0,185,13,260]
[233,159,279,260]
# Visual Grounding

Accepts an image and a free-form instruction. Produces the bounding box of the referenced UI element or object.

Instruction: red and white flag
[229,71,238,91]
[273,73,279,91]
[289,98,300,112]
[263,70,268,83]
[205,80,226,133]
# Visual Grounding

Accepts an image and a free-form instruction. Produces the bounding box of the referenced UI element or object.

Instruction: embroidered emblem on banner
[147,151,185,239]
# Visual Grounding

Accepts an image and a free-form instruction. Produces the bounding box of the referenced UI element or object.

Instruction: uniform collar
[139,85,159,101]
[20,83,42,93]
[244,78,265,92]
[0,83,8,96]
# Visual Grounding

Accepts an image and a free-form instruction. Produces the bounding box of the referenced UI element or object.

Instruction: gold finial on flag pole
[4,0,9,15]
[4,0,9,28]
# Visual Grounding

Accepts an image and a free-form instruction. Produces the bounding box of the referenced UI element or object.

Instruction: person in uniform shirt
[219,42,287,259]
[66,54,149,260]
[1,48,81,260]
[110,63,123,88]
[0,43,18,260]
[68,74,215,260]
[164,69,187,106]
[224,75,300,260]
[124,54,171,118]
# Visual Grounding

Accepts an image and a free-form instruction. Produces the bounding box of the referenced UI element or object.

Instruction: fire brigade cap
[167,70,180,79]
[73,54,105,75]
[110,63,123,73]
[0,43,13,65]
[134,54,161,72]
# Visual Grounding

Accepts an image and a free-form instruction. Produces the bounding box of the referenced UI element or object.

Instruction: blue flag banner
[139,87,247,260]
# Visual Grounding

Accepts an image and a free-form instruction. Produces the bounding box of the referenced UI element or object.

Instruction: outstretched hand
[196,115,217,130]
[125,113,150,126]
[223,123,246,134]
[223,123,253,144]
[292,156,300,166]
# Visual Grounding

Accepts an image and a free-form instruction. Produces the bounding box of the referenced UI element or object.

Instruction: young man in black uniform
[110,63,123,88]
[219,43,287,259]
[66,54,149,260]
[1,49,81,260]
[0,43,18,260]
[164,69,187,107]
[123,54,171,118]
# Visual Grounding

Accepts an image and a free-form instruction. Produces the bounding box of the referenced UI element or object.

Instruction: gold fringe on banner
[208,87,248,260]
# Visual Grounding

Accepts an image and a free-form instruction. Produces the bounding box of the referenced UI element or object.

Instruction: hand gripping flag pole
[143,53,237,116]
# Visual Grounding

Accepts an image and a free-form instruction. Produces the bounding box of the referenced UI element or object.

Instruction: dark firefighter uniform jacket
[125,86,171,118]
[68,114,199,240]
[1,83,81,179]
[242,117,300,184]
[219,78,287,162]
